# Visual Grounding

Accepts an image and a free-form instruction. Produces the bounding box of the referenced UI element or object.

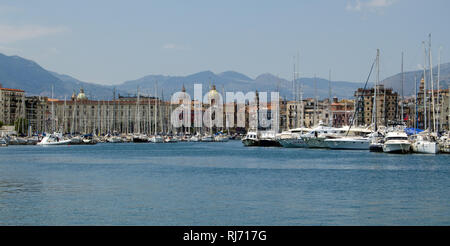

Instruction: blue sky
[0,0,449,85]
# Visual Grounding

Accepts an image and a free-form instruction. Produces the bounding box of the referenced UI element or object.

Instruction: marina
[0,1,449,231]
[1,140,449,226]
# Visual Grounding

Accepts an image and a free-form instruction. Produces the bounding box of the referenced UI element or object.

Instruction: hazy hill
[0,53,122,100]
[117,70,367,100]
[2,53,448,101]
[381,62,450,96]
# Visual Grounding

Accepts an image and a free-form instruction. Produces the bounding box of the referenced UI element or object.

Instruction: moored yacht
[107,135,124,143]
[164,136,178,143]
[132,134,148,143]
[325,136,371,150]
[189,135,200,142]
[242,131,281,147]
[410,133,439,154]
[301,121,347,148]
[201,134,214,142]
[382,131,411,153]
[37,133,71,145]
[277,128,310,148]
[214,132,230,142]
[149,135,164,143]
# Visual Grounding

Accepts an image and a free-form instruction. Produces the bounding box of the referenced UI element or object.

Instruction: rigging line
[346,56,377,137]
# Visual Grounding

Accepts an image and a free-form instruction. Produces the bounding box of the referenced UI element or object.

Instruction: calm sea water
[0,141,449,225]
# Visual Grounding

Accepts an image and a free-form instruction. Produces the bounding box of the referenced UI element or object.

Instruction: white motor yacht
[107,136,124,143]
[37,133,71,145]
[325,136,371,150]
[302,122,347,148]
[164,136,178,143]
[201,135,214,142]
[189,135,200,142]
[382,131,411,153]
[132,134,148,143]
[149,135,164,143]
[242,131,281,147]
[214,134,229,142]
[278,128,310,148]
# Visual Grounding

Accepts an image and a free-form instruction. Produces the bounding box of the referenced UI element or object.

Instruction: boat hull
[325,138,370,150]
[412,141,439,154]
[278,138,307,148]
[37,140,72,145]
[303,137,328,148]
[383,142,411,153]
[369,143,384,152]
[242,139,281,147]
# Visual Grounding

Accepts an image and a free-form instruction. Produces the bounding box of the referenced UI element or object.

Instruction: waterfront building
[0,83,26,126]
[330,97,354,127]
[416,77,450,131]
[354,85,398,127]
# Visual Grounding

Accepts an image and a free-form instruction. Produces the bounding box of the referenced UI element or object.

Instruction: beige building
[47,88,172,135]
[0,84,26,125]
[354,85,398,127]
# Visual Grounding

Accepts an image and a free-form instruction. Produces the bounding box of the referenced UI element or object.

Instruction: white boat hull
[412,141,439,154]
[37,140,71,145]
[303,137,328,148]
[325,138,370,150]
[383,142,411,153]
[150,136,164,143]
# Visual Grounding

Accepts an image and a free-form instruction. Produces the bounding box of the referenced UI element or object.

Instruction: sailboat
[132,87,149,143]
[411,131,439,154]
[149,82,164,143]
[411,37,440,154]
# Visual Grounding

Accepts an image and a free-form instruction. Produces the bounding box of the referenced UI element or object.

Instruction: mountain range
[0,53,448,101]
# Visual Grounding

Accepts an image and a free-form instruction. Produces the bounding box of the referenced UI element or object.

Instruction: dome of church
[207,85,219,102]
[77,88,87,100]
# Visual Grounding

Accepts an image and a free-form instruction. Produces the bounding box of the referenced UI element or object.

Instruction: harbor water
[0,140,449,225]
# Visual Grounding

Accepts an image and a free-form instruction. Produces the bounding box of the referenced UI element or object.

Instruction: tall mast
[423,41,427,130]
[373,49,379,130]
[154,82,158,135]
[300,83,304,128]
[401,51,404,124]
[136,86,140,134]
[113,88,116,133]
[148,90,151,135]
[159,89,163,133]
[437,46,441,132]
[314,74,317,126]
[97,99,100,135]
[414,74,417,131]
[51,85,54,133]
[429,34,436,133]
[64,96,67,133]
[328,69,332,127]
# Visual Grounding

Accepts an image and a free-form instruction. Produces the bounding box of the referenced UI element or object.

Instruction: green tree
[14,118,28,135]
[0,120,3,128]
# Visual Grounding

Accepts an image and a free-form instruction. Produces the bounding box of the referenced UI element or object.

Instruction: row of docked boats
[0,132,237,147]
[242,121,450,154]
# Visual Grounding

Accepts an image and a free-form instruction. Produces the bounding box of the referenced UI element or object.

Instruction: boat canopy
[404,128,424,135]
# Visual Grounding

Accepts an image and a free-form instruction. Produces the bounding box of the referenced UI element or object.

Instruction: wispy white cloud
[162,43,190,51]
[0,24,69,43]
[346,0,396,13]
